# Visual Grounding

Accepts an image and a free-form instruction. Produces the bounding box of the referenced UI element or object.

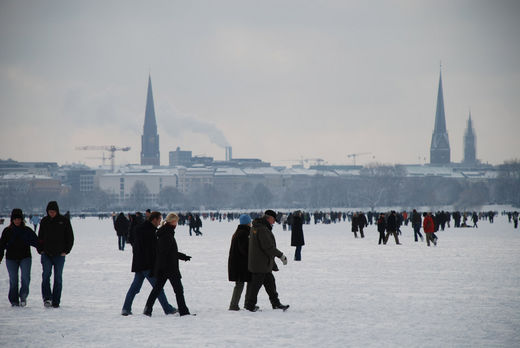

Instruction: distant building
[430,68,451,165]
[169,147,193,167]
[141,75,160,166]
[463,112,477,164]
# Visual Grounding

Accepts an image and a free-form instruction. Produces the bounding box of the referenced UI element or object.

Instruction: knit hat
[239,214,252,225]
[264,210,277,219]
[11,208,24,220]
[46,201,59,213]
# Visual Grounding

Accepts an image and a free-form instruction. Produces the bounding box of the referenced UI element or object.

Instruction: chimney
[225,146,232,161]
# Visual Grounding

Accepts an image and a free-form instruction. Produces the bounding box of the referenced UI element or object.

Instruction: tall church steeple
[141,75,160,165]
[430,66,451,164]
[463,111,477,164]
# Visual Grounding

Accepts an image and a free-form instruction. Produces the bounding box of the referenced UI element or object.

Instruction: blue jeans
[413,226,423,242]
[6,258,32,305]
[122,270,175,314]
[294,246,302,261]
[41,254,65,306]
[118,235,126,250]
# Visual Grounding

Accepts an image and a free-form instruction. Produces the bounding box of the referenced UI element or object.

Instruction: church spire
[141,74,160,166]
[463,110,476,164]
[430,66,451,164]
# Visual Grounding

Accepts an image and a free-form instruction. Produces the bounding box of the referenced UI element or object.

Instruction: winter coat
[114,213,130,237]
[290,215,305,247]
[0,224,38,261]
[358,214,368,229]
[423,215,435,234]
[248,217,283,274]
[131,220,158,273]
[228,224,251,282]
[153,224,189,279]
[412,211,422,228]
[127,214,144,245]
[386,214,397,232]
[377,217,386,233]
[38,211,74,257]
[351,215,359,232]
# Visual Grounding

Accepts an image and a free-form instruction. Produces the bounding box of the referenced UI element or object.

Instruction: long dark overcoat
[290,215,305,247]
[228,224,251,282]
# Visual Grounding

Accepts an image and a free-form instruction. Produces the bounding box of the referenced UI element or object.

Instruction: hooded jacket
[248,217,283,274]
[37,202,74,256]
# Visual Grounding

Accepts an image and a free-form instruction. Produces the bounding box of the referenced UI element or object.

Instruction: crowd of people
[1,202,518,314]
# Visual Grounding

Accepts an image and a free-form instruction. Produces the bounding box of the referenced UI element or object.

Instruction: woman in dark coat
[0,208,38,306]
[143,213,191,317]
[291,211,305,261]
[113,212,129,251]
[227,214,252,310]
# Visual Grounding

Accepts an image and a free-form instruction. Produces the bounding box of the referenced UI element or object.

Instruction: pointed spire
[463,110,476,164]
[143,75,157,134]
[141,74,160,166]
[430,65,451,164]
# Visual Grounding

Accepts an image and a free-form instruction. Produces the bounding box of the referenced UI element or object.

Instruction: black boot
[272,303,289,310]
[143,306,152,317]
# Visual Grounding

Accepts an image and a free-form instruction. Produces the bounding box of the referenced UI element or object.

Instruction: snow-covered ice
[1,215,519,347]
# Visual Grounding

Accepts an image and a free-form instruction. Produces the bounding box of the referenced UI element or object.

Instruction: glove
[184,255,192,262]
[280,254,287,265]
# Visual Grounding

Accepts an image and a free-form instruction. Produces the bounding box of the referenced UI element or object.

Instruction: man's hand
[60,252,67,256]
[280,254,288,265]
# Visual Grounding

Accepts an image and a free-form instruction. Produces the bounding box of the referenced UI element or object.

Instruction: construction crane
[347,152,372,165]
[76,145,131,172]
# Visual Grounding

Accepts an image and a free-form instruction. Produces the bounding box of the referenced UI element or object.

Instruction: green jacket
[248,217,283,273]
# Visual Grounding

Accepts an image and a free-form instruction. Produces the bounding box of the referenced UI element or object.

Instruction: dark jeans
[384,230,400,245]
[118,235,126,250]
[145,275,189,316]
[413,226,423,242]
[378,232,385,244]
[122,270,175,314]
[41,254,65,306]
[294,246,302,261]
[6,257,32,305]
[244,272,280,310]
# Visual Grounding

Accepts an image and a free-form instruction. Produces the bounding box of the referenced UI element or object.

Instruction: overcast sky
[1,0,519,168]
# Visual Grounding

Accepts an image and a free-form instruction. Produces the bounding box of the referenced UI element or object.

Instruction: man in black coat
[244,210,289,312]
[38,201,74,308]
[121,211,176,316]
[383,211,401,245]
[227,214,252,310]
[291,211,305,261]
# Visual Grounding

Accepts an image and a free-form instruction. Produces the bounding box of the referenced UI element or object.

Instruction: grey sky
[1,0,519,167]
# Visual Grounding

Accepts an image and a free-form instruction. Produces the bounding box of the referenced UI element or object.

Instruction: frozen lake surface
[1,215,519,347]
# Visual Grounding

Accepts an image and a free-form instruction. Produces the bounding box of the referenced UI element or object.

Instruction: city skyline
[1,1,519,167]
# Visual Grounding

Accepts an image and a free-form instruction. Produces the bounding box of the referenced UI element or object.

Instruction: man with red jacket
[423,212,436,247]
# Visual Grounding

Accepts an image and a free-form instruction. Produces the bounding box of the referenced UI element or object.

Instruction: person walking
[411,209,424,242]
[37,201,74,308]
[376,213,386,245]
[143,213,191,317]
[113,212,129,251]
[244,210,289,312]
[384,211,401,245]
[121,211,176,316]
[0,209,39,307]
[227,214,252,311]
[30,214,41,232]
[351,212,359,238]
[423,212,437,247]
[291,211,305,261]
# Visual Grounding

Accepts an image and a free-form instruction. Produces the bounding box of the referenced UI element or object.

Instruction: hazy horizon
[1,0,519,167]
